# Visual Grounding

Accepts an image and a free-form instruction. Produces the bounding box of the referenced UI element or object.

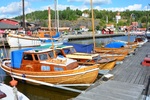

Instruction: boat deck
[74,42,150,100]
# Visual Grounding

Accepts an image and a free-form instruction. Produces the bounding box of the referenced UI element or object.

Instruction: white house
[82,13,89,18]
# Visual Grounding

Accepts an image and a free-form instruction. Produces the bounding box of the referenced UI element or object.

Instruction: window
[64,48,76,54]
[34,54,38,60]
[41,66,50,71]
[39,54,48,60]
[54,66,63,71]
[56,50,64,57]
[48,51,54,58]
[64,49,71,54]
[70,47,76,53]
[23,54,33,60]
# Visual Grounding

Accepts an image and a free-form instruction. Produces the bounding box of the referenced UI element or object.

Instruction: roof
[0,18,19,23]
[0,22,20,29]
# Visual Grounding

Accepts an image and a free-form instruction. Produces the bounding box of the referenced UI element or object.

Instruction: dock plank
[74,80,144,100]
[74,42,150,100]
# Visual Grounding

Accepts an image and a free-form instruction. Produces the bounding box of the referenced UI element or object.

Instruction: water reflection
[3,76,79,100]
[69,35,136,46]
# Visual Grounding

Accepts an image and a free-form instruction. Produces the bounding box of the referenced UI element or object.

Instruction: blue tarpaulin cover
[11,48,33,68]
[63,42,93,53]
[105,42,126,48]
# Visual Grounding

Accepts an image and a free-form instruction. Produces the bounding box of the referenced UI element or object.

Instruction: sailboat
[6,0,63,48]
[90,2,136,62]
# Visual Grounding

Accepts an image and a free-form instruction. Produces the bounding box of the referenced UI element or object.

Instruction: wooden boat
[94,47,129,56]
[1,48,99,84]
[97,58,116,70]
[55,45,116,70]
[7,31,64,48]
[134,35,148,47]
[100,53,126,62]
[7,33,41,48]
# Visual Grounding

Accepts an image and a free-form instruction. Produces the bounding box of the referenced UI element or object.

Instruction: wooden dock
[73,42,150,100]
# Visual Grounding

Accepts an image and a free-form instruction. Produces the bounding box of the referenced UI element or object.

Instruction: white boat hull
[0,83,29,100]
[7,34,41,48]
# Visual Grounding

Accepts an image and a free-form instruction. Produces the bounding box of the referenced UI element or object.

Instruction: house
[131,22,138,31]
[137,28,146,32]
[116,12,121,24]
[106,24,114,29]
[0,22,19,30]
[80,26,89,32]
[0,18,20,30]
[0,18,19,26]
[101,28,114,34]
[82,13,89,18]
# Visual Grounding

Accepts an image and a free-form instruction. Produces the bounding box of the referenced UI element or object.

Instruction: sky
[0,0,150,18]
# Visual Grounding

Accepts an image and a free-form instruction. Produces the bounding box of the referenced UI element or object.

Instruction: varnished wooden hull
[100,55,126,61]
[95,47,129,55]
[1,61,99,84]
[98,61,116,70]
[77,57,116,70]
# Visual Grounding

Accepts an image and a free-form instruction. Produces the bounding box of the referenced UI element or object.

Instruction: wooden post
[90,0,96,52]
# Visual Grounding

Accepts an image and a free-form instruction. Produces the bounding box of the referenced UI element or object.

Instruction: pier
[63,32,125,41]
[73,42,150,100]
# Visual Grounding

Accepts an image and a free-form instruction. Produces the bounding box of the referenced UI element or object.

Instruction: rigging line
[1,37,8,58]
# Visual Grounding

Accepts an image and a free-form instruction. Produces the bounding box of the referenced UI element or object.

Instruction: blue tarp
[11,48,33,68]
[63,42,93,53]
[105,42,125,48]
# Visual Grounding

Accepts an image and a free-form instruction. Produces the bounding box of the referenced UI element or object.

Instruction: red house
[101,28,109,34]
[0,18,19,26]
[101,28,114,34]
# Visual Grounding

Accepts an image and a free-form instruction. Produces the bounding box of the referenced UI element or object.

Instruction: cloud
[0,1,31,18]
[0,0,145,19]
[125,4,142,11]
[94,4,143,11]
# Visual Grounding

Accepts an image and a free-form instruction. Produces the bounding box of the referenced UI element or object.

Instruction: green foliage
[14,7,150,29]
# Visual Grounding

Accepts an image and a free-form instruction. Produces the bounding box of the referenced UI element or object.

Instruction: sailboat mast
[56,0,59,32]
[48,7,51,30]
[90,0,96,52]
[22,0,25,29]
[48,7,56,57]
[54,0,59,32]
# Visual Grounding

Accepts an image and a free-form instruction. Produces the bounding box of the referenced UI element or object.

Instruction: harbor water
[0,35,136,100]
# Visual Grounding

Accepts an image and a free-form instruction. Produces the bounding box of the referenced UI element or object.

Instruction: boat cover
[63,42,93,53]
[105,42,125,48]
[11,48,33,68]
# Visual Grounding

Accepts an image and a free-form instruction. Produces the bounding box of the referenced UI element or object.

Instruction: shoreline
[0,32,127,47]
